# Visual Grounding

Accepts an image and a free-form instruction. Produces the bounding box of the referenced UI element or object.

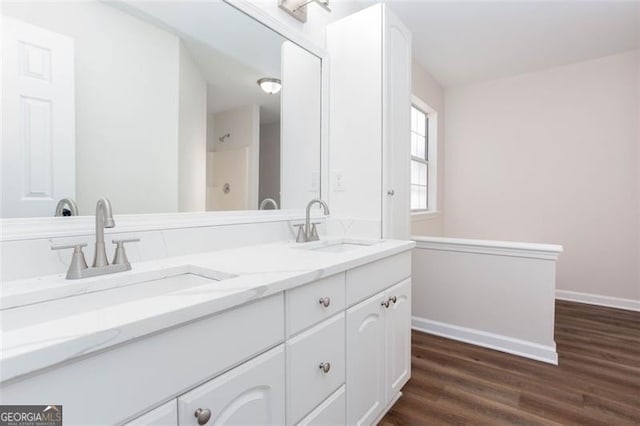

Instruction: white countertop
[0,238,414,383]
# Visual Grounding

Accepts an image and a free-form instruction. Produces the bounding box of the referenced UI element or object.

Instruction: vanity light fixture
[257,78,281,94]
[279,0,330,23]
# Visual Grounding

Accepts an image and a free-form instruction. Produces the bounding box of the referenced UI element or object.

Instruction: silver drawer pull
[194,408,211,425]
[319,362,331,373]
[381,299,390,308]
[319,297,331,308]
[388,296,397,305]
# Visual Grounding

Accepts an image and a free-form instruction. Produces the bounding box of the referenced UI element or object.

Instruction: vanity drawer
[286,313,345,425]
[346,251,411,306]
[297,385,346,426]
[286,273,345,337]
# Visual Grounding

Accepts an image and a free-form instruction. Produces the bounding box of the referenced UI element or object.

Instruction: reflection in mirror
[1,0,321,218]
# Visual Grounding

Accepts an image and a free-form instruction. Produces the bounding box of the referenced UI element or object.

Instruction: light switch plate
[332,170,345,192]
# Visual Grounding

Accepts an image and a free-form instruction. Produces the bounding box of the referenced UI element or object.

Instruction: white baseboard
[556,290,640,312]
[411,316,558,365]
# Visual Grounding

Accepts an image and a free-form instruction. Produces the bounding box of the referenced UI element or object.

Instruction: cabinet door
[382,5,412,240]
[385,278,412,404]
[178,346,285,426]
[124,400,177,426]
[346,292,387,426]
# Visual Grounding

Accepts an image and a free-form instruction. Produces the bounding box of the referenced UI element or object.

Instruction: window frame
[410,95,438,215]
[410,104,429,212]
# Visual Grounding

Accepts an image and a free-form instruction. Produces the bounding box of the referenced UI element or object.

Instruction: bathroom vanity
[0,238,414,425]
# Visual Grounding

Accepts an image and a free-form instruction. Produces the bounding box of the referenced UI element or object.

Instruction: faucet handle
[111,238,140,265]
[112,238,140,245]
[309,222,322,241]
[51,242,88,251]
[51,243,89,279]
[293,223,306,243]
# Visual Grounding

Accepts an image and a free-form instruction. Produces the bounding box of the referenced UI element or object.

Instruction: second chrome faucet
[294,198,330,243]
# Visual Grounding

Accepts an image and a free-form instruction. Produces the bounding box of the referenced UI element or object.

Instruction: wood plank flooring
[380,300,640,425]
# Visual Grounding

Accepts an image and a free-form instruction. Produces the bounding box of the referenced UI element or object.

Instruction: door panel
[178,346,285,426]
[2,17,75,218]
[382,7,411,239]
[346,293,386,426]
[385,278,412,403]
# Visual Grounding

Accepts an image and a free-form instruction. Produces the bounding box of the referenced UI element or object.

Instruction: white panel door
[124,400,177,426]
[177,345,285,426]
[1,17,75,218]
[382,7,412,239]
[346,292,386,426]
[384,278,412,404]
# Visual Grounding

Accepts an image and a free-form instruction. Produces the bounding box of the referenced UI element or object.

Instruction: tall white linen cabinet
[327,4,413,424]
[327,4,412,241]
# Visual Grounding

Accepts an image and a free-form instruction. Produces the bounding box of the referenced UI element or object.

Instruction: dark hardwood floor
[380,300,640,425]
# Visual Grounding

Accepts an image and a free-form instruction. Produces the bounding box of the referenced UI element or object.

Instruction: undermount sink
[312,243,372,253]
[2,268,236,331]
[297,239,384,253]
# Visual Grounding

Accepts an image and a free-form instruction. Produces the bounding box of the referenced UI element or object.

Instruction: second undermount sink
[2,268,237,331]
[297,239,384,253]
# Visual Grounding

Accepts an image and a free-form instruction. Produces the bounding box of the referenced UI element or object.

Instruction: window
[410,105,428,210]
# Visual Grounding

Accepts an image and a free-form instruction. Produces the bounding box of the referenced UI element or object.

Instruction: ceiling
[117,0,286,124]
[184,39,281,124]
[380,0,640,87]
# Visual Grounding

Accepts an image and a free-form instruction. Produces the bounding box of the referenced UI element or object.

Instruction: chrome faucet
[93,198,115,267]
[259,198,279,210]
[54,198,79,216]
[295,198,330,243]
[51,198,139,279]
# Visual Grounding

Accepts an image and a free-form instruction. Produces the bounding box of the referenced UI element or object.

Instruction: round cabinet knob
[389,296,397,304]
[319,362,331,373]
[387,189,395,196]
[319,297,331,308]
[381,299,390,308]
[194,408,211,425]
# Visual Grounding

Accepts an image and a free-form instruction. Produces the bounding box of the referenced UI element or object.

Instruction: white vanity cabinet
[177,346,285,426]
[345,253,412,425]
[1,245,413,426]
[345,292,387,425]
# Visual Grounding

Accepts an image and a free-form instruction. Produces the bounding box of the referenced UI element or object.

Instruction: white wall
[178,43,207,212]
[3,1,180,215]
[444,50,640,305]
[411,60,446,237]
[280,41,321,209]
[327,6,383,237]
[259,123,281,206]
[412,237,561,364]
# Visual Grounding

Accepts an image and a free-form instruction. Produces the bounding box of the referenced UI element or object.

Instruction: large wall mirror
[1,0,321,218]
